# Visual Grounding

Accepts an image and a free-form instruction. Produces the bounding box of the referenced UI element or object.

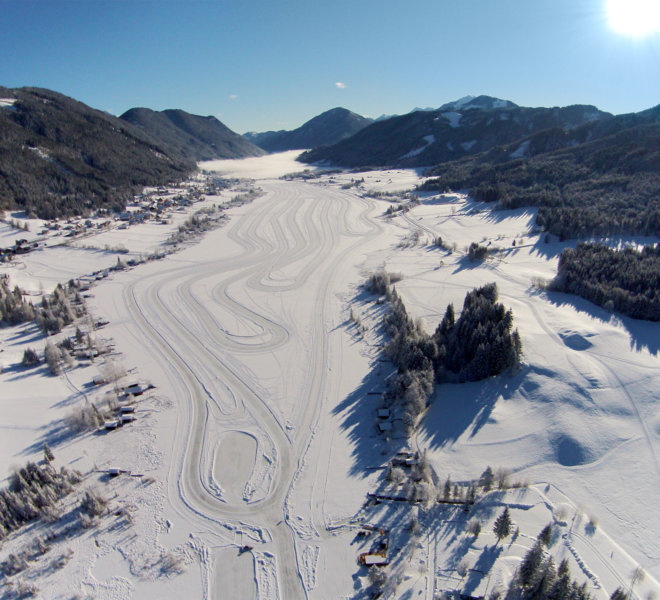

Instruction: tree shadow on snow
[462,545,503,596]
[332,355,409,478]
[540,289,660,356]
[3,323,46,346]
[332,291,414,477]
[452,255,489,274]
[421,371,525,450]
[21,417,92,458]
[2,362,52,381]
[529,236,572,260]
[480,206,538,228]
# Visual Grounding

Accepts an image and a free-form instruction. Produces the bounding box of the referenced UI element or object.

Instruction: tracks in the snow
[120,181,382,598]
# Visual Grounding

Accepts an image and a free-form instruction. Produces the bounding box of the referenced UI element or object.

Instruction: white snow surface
[441,111,463,127]
[510,139,531,158]
[0,97,17,110]
[1,154,659,599]
[492,98,510,108]
[400,134,435,159]
[200,150,310,179]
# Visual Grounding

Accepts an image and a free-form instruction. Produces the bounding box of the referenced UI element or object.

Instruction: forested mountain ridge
[120,107,265,161]
[421,121,660,238]
[0,86,195,219]
[298,100,611,167]
[430,102,660,167]
[244,107,373,152]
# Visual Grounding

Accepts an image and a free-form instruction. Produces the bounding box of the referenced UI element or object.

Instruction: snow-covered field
[1,152,659,599]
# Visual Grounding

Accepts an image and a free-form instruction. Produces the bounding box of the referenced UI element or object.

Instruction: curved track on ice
[120,181,382,598]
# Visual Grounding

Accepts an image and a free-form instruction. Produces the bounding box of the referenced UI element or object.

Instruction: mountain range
[419,108,660,239]
[120,107,264,161]
[244,107,372,152]
[0,87,262,218]
[298,96,612,167]
[2,85,659,229]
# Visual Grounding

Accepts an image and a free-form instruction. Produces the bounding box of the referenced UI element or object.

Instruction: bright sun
[607,0,660,36]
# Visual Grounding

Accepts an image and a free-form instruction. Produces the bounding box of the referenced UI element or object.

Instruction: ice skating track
[121,181,382,599]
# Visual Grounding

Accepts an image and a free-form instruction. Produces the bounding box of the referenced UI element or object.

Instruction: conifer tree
[43,443,54,463]
[480,466,494,491]
[519,541,544,587]
[493,507,512,544]
[538,523,553,547]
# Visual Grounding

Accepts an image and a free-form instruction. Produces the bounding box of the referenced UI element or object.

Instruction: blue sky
[2,0,660,133]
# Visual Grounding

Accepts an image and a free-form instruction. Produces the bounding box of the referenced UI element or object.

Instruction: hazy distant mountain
[244,107,373,152]
[299,98,611,167]
[120,107,264,161]
[0,86,194,219]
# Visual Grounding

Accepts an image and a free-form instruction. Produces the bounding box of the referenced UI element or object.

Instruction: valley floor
[1,151,659,599]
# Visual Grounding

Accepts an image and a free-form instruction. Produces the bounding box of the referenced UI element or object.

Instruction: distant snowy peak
[439,95,518,112]
[443,95,475,110]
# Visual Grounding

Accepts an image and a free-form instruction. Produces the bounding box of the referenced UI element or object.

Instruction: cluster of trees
[366,270,403,295]
[503,525,592,600]
[434,236,454,252]
[371,275,521,432]
[44,339,74,375]
[65,402,106,432]
[0,461,81,541]
[468,241,490,261]
[0,279,35,324]
[433,283,522,382]
[420,124,660,240]
[21,347,40,366]
[4,217,30,231]
[387,464,514,509]
[382,285,436,434]
[2,278,86,334]
[551,243,660,320]
[23,327,97,374]
[166,206,222,245]
[80,489,108,519]
[35,281,86,334]
[166,189,261,245]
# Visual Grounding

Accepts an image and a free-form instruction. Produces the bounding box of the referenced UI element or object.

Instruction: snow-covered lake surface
[1,152,659,599]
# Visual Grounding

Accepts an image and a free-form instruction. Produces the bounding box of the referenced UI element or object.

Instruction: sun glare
[607,0,660,36]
